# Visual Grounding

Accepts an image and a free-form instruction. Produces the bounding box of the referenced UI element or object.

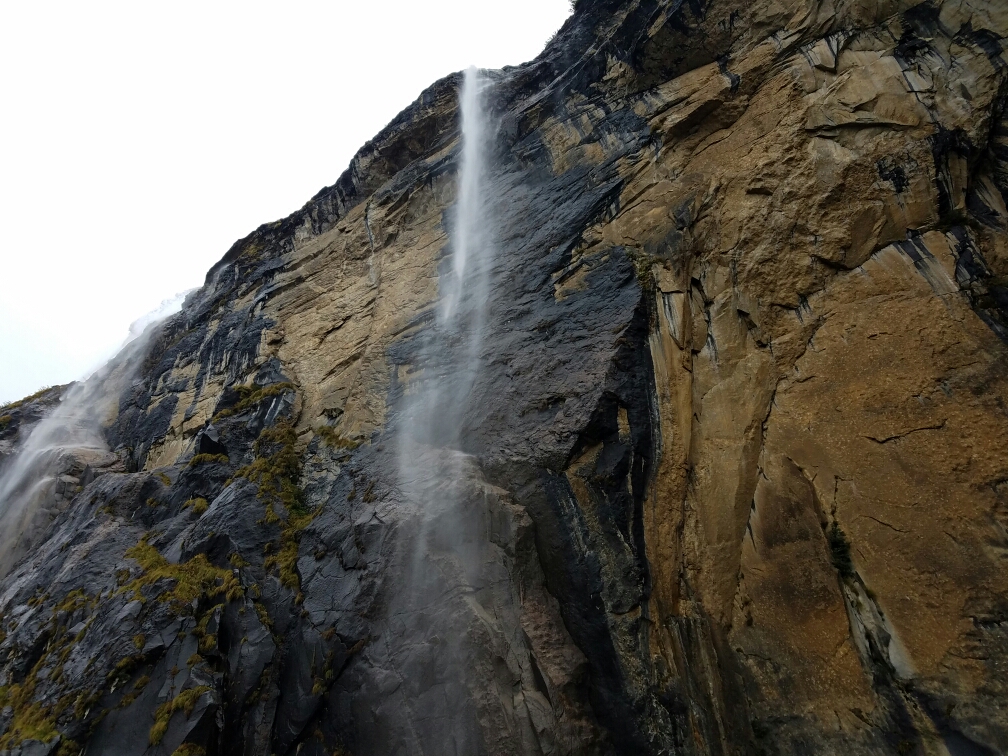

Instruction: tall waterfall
[391,65,497,705]
[397,66,493,456]
[441,66,489,325]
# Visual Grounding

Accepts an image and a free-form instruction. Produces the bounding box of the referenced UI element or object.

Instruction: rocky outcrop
[0,0,1006,754]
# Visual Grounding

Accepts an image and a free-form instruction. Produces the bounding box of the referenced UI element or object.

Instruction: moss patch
[121,535,242,611]
[234,421,316,599]
[627,250,657,291]
[0,591,97,749]
[149,686,211,745]
[183,497,209,516]
[214,382,294,420]
[314,425,361,450]
[0,685,58,749]
[234,421,303,514]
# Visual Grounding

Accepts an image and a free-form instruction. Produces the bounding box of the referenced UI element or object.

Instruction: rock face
[0,0,1007,754]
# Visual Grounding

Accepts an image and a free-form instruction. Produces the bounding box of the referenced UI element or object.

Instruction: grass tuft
[314,425,361,450]
[183,497,210,516]
[120,535,242,612]
[233,421,317,598]
[149,686,211,745]
[214,382,294,420]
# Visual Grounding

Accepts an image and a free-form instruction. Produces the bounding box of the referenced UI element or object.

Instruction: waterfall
[0,292,189,576]
[397,66,493,455]
[393,66,499,705]
[441,66,489,325]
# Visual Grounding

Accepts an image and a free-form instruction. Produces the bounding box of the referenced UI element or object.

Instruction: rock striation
[0,0,1006,754]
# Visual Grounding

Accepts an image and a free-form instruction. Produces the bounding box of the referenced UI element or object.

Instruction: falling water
[386,64,500,745]
[441,66,489,324]
[0,292,189,575]
[398,65,493,454]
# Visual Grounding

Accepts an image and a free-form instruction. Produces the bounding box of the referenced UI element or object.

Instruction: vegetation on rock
[121,535,242,610]
[234,420,314,599]
[149,686,211,745]
[213,382,294,419]
[183,497,210,515]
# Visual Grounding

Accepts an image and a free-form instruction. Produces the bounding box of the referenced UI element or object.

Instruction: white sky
[0,1,571,404]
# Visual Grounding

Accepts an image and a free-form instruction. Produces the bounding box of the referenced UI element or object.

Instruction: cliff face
[1,0,1007,754]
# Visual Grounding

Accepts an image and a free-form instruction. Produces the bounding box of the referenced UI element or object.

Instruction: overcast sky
[0,1,571,404]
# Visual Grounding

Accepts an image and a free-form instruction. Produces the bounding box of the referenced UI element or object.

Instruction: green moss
[157,472,172,486]
[0,605,80,749]
[73,689,100,720]
[234,421,301,510]
[120,535,243,611]
[133,633,146,650]
[188,453,229,467]
[171,745,207,756]
[233,420,316,599]
[214,382,294,420]
[183,497,209,516]
[106,655,144,689]
[627,250,657,291]
[149,686,211,745]
[0,415,12,432]
[194,612,218,654]
[0,692,57,749]
[238,239,264,264]
[253,602,273,634]
[314,425,361,450]
[54,589,87,615]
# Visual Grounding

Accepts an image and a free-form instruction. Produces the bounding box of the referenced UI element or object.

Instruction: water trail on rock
[0,292,190,576]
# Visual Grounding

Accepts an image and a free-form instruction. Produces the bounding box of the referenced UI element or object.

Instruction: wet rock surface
[0,0,1007,754]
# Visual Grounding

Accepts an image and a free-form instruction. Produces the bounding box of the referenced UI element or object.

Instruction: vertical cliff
[0,0,1006,754]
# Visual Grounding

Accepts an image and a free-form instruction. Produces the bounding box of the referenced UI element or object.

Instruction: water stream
[0,292,188,575]
[397,65,494,467]
[390,67,499,724]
